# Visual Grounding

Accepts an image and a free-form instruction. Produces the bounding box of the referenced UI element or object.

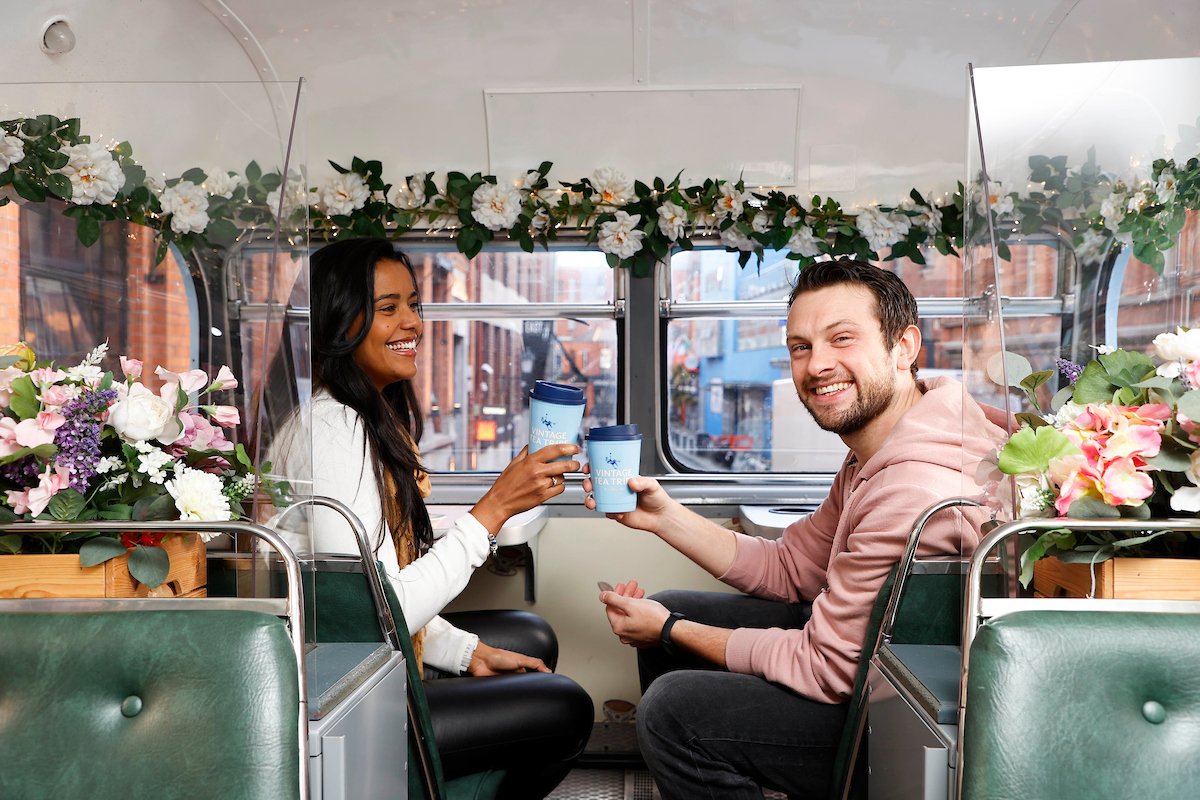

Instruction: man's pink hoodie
[721,377,1008,703]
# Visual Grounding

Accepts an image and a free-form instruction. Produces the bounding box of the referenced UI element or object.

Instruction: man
[586,259,1007,799]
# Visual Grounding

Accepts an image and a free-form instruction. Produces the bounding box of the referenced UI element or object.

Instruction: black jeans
[425,610,593,800]
[637,590,848,800]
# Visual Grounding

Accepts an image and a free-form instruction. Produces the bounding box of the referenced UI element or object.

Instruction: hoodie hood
[853,376,1010,490]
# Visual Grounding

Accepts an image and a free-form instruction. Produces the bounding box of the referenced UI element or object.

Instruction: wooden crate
[1034,556,1200,600]
[0,534,207,598]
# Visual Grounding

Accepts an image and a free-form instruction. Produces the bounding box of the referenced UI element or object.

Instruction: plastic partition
[967,56,1200,583]
[0,78,314,625]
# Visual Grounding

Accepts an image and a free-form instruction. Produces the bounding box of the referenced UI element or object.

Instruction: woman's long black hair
[310,237,434,553]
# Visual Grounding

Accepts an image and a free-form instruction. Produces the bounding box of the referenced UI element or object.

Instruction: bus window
[403,246,621,471]
[662,244,1061,473]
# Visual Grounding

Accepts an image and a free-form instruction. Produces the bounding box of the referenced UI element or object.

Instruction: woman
[279,237,593,799]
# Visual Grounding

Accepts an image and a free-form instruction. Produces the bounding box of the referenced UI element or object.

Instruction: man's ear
[895,324,922,372]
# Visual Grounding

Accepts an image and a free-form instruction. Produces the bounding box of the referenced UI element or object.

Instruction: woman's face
[351,258,423,391]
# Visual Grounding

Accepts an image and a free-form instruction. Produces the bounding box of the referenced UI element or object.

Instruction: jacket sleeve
[297,403,491,635]
[720,465,849,602]
[724,474,964,703]
[422,614,480,675]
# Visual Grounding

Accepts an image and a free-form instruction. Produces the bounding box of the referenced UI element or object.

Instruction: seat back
[0,519,309,800]
[0,606,300,800]
[961,610,1200,800]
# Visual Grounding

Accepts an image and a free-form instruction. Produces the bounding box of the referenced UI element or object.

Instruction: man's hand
[599,580,669,647]
[466,641,551,676]
[582,465,674,534]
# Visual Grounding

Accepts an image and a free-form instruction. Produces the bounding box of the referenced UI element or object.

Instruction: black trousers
[636,590,848,800]
[426,610,593,800]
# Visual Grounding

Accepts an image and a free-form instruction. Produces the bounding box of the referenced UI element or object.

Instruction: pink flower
[207,365,238,392]
[28,367,66,386]
[206,405,240,427]
[6,465,72,517]
[1099,456,1155,506]
[37,384,73,409]
[172,412,233,453]
[155,366,210,396]
[1187,360,1200,390]
[120,356,143,380]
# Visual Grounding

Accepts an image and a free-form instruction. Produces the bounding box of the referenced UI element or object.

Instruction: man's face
[786,283,900,436]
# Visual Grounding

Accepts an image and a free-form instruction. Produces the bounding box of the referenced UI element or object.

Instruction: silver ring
[549,476,558,488]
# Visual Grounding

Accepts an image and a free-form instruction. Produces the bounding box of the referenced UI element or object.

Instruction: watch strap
[660,611,686,656]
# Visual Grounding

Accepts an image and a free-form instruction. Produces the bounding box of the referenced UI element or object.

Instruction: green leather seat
[962,610,1200,800]
[0,608,300,800]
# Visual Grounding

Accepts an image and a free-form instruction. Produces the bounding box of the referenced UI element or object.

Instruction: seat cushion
[0,609,299,800]
[962,610,1200,800]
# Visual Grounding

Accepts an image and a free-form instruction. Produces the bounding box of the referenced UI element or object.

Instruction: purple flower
[1056,358,1084,385]
[53,387,117,493]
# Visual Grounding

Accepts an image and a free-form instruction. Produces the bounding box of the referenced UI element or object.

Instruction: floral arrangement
[992,329,1200,584]
[0,342,286,588]
[2,114,1199,276]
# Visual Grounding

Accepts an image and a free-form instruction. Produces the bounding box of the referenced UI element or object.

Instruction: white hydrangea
[159,180,210,235]
[471,182,522,231]
[94,456,123,474]
[786,225,822,257]
[597,211,645,259]
[65,364,104,386]
[720,225,756,252]
[656,201,688,241]
[0,135,25,171]
[854,206,912,253]
[321,172,370,216]
[202,170,245,199]
[1044,400,1084,428]
[713,183,746,221]
[165,467,232,532]
[390,176,427,210]
[56,142,126,205]
[591,167,633,211]
[135,447,176,485]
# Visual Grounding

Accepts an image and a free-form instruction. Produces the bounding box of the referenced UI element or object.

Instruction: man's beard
[798,371,896,436]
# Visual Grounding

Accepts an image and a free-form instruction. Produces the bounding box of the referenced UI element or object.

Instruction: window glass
[402,248,620,471]
[666,247,973,473]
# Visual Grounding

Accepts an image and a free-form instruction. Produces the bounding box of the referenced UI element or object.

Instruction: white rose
[713,183,746,221]
[751,211,771,233]
[591,167,633,211]
[656,201,688,241]
[202,170,245,199]
[56,142,126,205]
[720,225,756,252]
[471,182,522,231]
[159,180,210,235]
[1100,193,1126,229]
[321,172,370,216]
[0,135,25,171]
[108,383,182,444]
[786,225,822,257]
[390,176,426,210]
[1155,171,1178,205]
[597,211,645,259]
[854,206,912,253]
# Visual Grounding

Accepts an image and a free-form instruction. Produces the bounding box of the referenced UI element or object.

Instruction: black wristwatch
[660,611,686,656]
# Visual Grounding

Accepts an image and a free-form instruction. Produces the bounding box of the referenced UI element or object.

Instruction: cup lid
[586,423,642,441]
[529,380,585,405]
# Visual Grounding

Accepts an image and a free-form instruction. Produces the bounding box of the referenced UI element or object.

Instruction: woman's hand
[466,641,551,676]
[470,444,580,533]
